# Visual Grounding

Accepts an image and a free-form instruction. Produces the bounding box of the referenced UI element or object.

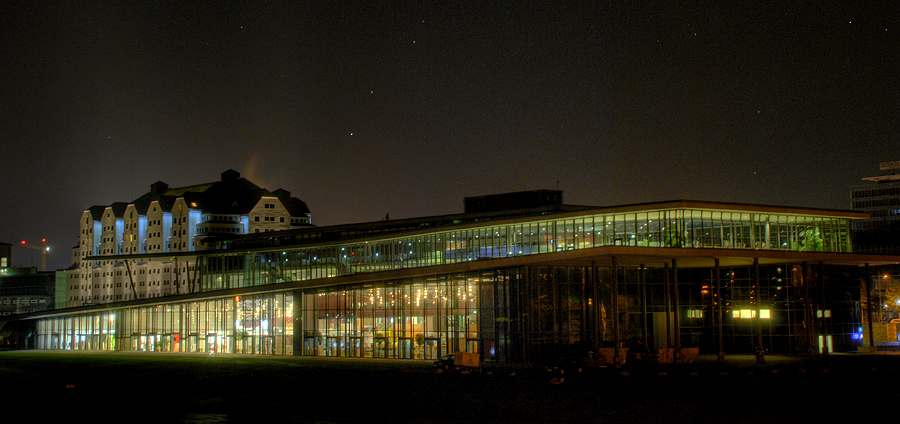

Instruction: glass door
[349,337,362,357]
[374,336,387,358]
[326,336,339,356]
[398,338,412,359]
[424,337,441,360]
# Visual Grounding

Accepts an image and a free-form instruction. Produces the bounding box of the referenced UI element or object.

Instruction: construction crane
[20,238,50,272]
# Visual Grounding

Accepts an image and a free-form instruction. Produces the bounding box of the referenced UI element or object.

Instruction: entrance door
[326,336,339,356]
[303,336,317,356]
[466,339,479,355]
[374,337,387,358]
[187,334,198,353]
[424,337,441,360]
[398,338,412,359]
[349,337,362,357]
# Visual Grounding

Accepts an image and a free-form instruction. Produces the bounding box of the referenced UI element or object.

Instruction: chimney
[221,169,240,181]
[150,181,168,196]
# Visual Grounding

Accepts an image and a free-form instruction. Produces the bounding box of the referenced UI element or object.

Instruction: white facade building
[65,170,311,307]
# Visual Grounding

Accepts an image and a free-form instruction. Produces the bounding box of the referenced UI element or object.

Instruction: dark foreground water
[2,352,898,423]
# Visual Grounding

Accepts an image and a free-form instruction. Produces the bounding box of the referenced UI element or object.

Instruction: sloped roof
[196,175,271,214]
[83,169,311,219]
[87,206,106,221]
[165,183,215,196]
[274,189,311,216]
[107,202,129,218]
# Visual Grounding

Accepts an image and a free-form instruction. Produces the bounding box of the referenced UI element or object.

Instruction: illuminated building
[65,169,311,306]
[851,160,900,253]
[9,187,900,361]
[0,242,10,270]
[0,268,56,317]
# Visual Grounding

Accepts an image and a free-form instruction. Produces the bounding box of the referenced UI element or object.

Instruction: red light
[20,240,25,245]
[41,238,46,243]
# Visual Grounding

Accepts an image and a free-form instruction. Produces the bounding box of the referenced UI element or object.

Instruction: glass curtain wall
[298,271,485,360]
[36,313,117,351]
[198,209,853,293]
[36,293,294,355]
[35,261,861,358]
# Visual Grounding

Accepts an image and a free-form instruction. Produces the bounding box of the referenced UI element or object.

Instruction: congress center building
[18,188,900,364]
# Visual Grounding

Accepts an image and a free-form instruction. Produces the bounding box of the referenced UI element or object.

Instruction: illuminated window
[733,309,771,319]
[687,309,704,318]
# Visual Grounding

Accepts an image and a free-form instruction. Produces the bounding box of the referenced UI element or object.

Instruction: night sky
[2,2,898,271]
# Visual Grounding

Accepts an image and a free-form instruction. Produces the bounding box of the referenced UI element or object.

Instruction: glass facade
[298,272,485,360]
[198,207,854,293]
[35,262,865,359]
[38,292,294,355]
[32,204,866,360]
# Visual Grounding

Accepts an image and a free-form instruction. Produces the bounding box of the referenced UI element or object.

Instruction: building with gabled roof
[9,185,900,363]
[64,170,310,307]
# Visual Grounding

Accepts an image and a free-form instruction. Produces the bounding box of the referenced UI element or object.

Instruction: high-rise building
[851,161,900,252]
[65,170,311,306]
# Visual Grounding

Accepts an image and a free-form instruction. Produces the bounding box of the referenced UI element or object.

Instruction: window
[732,309,771,319]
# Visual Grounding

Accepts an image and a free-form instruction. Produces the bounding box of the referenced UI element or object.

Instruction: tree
[862,274,900,323]
[796,227,823,252]
[664,221,686,248]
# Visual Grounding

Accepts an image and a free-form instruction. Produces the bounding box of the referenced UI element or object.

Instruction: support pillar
[802,262,813,358]
[865,263,874,348]
[612,256,621,367]
[754,257,764,365]
[715,258,724,363]
[591,261,600,354]
[640,264,648,350]
[820,262,829,357]
[664,262,672,349]
[672,258,681,363]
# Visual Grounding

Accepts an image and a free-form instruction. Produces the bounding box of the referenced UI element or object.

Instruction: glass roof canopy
[195,202,861,292]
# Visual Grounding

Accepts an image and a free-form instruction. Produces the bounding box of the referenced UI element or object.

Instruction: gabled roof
[106,202,129,218]
[85,169,311,219]
[197,174,271,214]
[87,206,106,221]
[274,189,311,216]
[150,196,177,213]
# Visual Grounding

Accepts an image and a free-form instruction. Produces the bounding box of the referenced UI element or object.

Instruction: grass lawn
[2,352,898,423]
